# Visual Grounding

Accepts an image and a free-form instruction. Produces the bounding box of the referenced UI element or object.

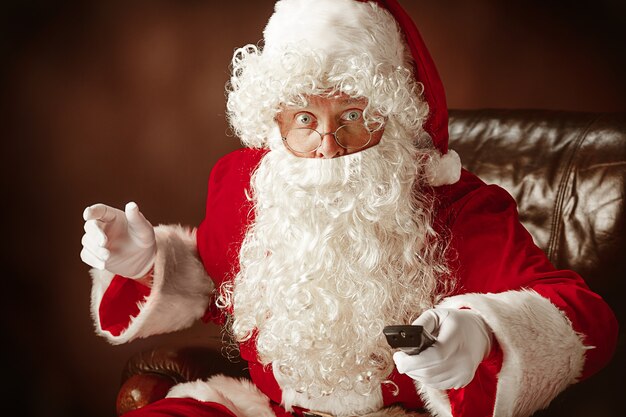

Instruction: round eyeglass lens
[285,128,321,153]
[285,125,372,153]
[335,124,371,149]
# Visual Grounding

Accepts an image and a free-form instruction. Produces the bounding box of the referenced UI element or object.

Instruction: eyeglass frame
[281,124,375,154]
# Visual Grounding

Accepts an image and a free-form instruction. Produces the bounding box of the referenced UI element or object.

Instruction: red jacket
[93,148,617,417]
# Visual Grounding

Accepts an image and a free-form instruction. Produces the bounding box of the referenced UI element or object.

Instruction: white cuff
[90,224,214,344]
[418,289,587,417]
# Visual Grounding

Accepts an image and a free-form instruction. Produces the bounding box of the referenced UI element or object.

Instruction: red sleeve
[445,178,617,377]
[434,170,618,412]
[99,275,151,336]
[97,149,264,332]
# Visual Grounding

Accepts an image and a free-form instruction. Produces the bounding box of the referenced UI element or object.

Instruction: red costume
[92,147,617,417]
[87,1,617,416]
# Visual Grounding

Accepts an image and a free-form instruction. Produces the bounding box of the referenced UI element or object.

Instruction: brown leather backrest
[448,109,626,302]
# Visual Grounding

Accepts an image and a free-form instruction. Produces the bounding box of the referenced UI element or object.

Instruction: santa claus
[80,1,617,416]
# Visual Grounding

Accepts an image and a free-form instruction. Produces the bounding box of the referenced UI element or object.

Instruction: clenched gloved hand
[393,307,492,390]
[80,202,156,278]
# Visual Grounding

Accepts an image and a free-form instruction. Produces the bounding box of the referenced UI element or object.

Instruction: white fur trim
[167,376,427,417]
[424,150,461,187]
[263,0,405,67]
[275,368,383,415]
[363,407,430,417]
[417,290,587,417]
[90,224,214,344]
[166,375,274,417]
[416,385,452,417]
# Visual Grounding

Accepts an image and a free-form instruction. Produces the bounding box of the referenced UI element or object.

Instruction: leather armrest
[117,373,176,415]
[116,345,249,415]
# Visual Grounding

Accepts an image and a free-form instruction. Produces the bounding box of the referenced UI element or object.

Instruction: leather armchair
[116,109,625,416]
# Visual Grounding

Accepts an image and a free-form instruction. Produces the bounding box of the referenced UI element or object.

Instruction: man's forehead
[284,93,369,109]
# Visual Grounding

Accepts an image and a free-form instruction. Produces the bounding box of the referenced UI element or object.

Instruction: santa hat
[261,0,461,186]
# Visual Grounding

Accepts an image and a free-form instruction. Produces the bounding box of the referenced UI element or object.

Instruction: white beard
[225,134,449,404]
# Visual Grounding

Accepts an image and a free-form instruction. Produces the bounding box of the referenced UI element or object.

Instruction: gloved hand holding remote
[392,307,492,390]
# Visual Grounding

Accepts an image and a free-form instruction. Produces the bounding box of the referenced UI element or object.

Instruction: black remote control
[383,325,436,355]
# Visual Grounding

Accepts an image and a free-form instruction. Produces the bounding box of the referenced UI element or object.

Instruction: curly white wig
[226,0,430,152]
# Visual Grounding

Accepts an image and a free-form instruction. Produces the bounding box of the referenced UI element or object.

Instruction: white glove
[81,202,156,278]
[393,308,492,390]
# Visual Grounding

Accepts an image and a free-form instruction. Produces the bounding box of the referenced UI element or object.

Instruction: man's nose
[315,122,345,159]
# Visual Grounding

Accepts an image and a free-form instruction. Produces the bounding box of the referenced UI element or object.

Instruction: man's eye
[342,110,362,122]
[295,113,314,125]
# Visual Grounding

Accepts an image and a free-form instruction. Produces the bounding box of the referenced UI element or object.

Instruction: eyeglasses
[282,124,373,154]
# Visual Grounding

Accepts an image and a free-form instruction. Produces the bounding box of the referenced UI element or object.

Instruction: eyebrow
[280,96,368,112]
[338,97,367,105]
